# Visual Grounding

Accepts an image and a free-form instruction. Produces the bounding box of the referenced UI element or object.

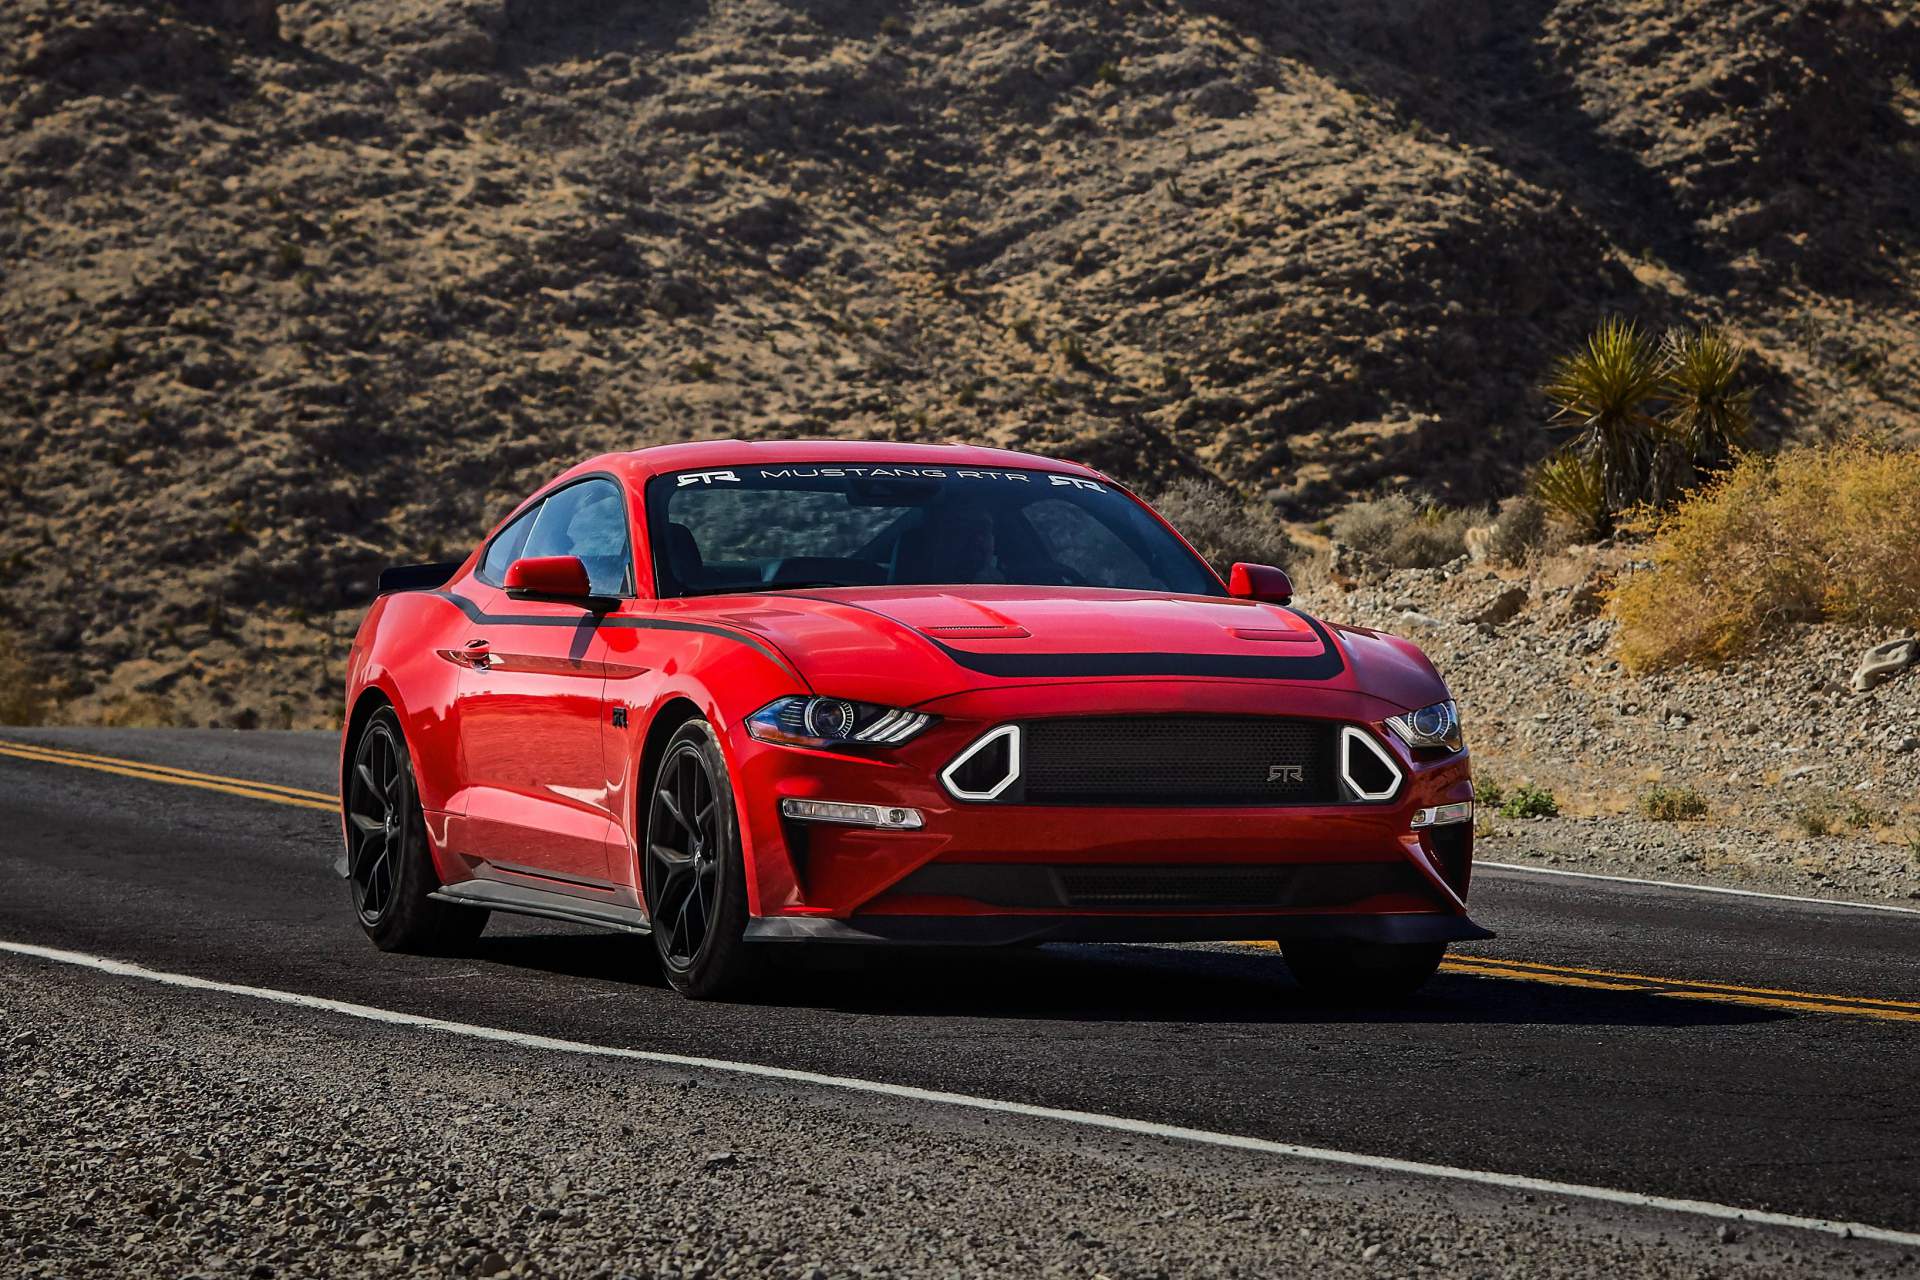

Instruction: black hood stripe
[922,607,1345,681]
[782,594,1347,682]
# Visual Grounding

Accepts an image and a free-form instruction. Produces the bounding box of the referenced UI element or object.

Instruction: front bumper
[728,681,1480,938]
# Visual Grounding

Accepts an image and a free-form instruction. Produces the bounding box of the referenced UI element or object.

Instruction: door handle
[463,638,492,668]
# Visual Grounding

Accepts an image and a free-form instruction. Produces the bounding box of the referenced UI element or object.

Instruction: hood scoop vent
[921,623,1031,641]
[1230,626,1319,644]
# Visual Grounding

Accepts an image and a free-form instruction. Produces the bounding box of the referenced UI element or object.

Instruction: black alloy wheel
[346,719,406,926]
[343,707,488,952]
[644,719,756,998]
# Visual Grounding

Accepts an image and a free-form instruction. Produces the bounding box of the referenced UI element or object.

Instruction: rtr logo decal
[1049,475,1105,492]
[677,470,741,486]
[1267,764,1305,783]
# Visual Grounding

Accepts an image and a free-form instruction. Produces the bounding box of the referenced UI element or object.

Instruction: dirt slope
[2,0,1917,725]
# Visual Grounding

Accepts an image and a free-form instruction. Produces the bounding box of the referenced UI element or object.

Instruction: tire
[344,706,488,953]
[1280,939,1446,1003]
[643,719,759,1000]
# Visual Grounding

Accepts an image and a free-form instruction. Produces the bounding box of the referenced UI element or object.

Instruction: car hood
[694,586,1450,716]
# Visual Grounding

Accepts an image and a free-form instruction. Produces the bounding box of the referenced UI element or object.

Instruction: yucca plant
[1651,326,1755,502]
[1543,316,1664,517]
[1660,326,1754,457]
[1539,318,1756,536]
[1533,448,1607,539]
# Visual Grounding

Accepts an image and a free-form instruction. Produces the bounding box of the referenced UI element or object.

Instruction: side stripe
[429,591,802,680]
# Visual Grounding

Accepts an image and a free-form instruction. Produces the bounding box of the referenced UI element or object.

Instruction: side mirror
[504,555,594,601]
[1228,562,1294,605]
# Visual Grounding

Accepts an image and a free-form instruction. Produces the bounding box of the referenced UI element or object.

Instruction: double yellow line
[1442,953,1920,1024]
[3,735,1916,1024]
[0,738,336,812]
[1233,940,1920,1026]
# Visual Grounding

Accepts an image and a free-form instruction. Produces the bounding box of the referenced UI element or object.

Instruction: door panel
[450,475,638,890]
[454,591,616,887]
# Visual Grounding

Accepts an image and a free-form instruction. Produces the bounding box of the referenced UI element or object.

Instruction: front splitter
[744,912,1493,947]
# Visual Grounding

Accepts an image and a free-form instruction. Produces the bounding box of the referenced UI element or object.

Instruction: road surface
[2,727,1917,1277]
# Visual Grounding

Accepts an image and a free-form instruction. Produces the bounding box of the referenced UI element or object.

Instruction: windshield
[645,464,1222,598]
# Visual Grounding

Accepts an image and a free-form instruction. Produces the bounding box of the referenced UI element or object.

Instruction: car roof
[547,439,1110,489]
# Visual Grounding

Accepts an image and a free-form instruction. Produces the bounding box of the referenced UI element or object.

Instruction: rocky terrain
[2,0,1918,726]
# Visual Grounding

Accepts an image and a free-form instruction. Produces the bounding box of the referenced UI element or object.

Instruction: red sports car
[341,441,1484,999]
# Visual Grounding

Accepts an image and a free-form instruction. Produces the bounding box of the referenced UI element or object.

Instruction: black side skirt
[744,912,1493,947]
[430,880,651,935]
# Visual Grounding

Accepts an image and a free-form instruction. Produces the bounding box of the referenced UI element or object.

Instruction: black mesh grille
[1020,715,1340,805]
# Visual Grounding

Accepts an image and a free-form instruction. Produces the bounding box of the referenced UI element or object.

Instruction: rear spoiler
[377,562,462,596]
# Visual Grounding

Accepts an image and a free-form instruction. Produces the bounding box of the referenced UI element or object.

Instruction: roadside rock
[1462,584,1528,627]
[1851,636,1918,693]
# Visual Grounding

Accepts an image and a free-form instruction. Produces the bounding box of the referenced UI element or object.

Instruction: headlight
[746,696,935,749]
[1384,699,1463,752]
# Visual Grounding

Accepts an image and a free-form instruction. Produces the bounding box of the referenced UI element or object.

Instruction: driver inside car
[895,505,1005,584]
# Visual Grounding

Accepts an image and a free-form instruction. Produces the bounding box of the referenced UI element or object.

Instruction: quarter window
[478,504,539,585]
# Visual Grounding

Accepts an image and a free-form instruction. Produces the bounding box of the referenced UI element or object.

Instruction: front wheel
[344,707,488,953]
[1280,939,1445,1003]
[643,719,758,1000]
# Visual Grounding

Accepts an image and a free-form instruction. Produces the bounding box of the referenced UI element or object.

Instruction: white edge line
[1478,861,1920,917]
[4,938,1916,1251]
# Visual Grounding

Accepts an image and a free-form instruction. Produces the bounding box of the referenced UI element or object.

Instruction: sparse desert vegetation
[1611,444,1920,670]
[1638,786,1709,822]
[1481,497,1553,569]
[1330,495,1486,570]
[1497,783,1561,820]
[1148,479,1298,574]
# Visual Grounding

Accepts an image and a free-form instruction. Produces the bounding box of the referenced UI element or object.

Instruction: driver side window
[522,478,633,596]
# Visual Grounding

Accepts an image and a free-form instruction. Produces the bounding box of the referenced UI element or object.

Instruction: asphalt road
[3,726,1918,1254]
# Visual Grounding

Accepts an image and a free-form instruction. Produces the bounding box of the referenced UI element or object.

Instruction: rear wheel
[345,707,488,953]
[1280,939,1445,1003]
[644,719,757,1000]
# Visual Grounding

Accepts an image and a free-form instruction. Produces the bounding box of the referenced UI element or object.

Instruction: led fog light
[780,798,925,830]
[1410,801,1474,829]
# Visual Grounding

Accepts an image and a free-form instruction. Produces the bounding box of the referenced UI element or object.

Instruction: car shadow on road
[466,928,1787,1029]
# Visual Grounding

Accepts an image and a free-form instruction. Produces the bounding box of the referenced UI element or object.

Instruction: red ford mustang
[341,441,1485,999]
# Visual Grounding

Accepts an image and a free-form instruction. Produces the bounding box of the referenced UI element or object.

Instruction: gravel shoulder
[2,957,1912,1280]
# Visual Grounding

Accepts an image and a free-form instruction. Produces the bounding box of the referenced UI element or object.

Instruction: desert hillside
[2,0,1918,728]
